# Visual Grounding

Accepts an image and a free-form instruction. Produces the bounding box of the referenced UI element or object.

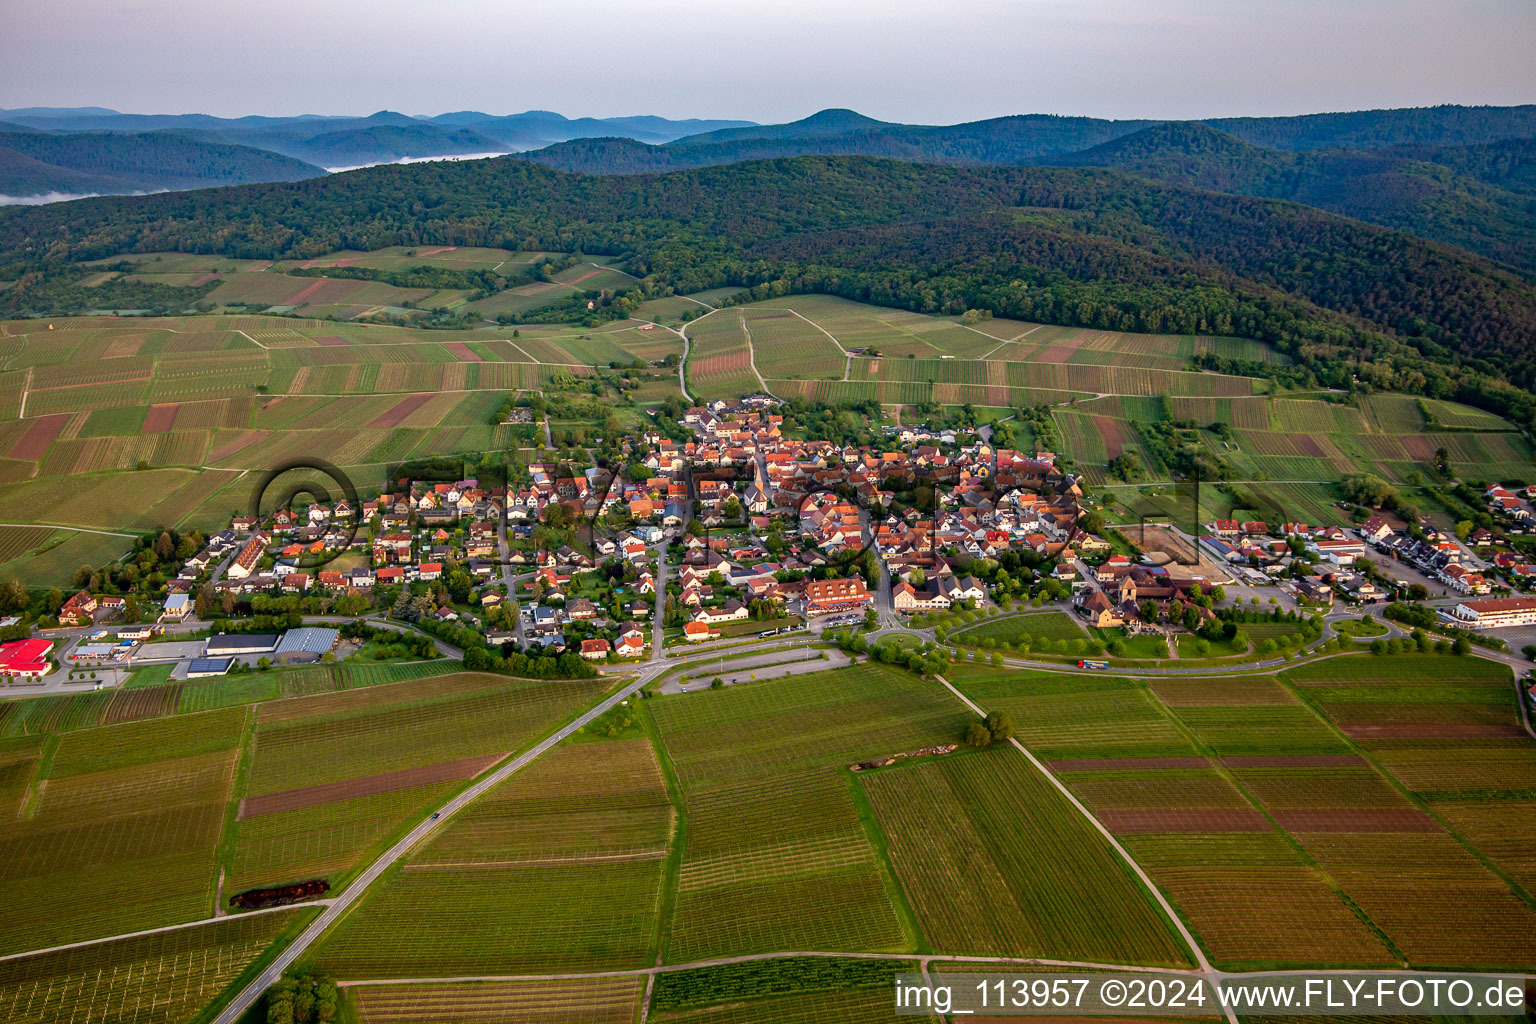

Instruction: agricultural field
[0,309,681,583]
[647,664,968,963]
[862,747,1191,965]
[353,976,646,1024]
[684,309,763,399]
[0,707,247,955]
[964,655,1536,970]
[0,910,306,1024]
[315,735,673,976]
[742,307,847,379]
[950,667,1197,762]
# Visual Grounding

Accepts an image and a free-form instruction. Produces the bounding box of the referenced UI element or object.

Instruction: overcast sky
[2,0,1532,122]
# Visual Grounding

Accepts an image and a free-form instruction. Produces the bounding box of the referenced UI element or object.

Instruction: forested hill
[0,130,325,195]
[2,154,1535,421]
[521,107,1536,273]
[1044,122,1536,271]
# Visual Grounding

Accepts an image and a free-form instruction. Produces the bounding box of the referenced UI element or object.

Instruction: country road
[212,532,679,1023]
[211,671,653,1024]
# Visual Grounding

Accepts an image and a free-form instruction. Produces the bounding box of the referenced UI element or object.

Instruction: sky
[1,0,1532,123]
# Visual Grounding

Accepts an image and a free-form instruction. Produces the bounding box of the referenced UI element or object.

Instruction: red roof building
[805,577,873,613]
[0,638,53,678]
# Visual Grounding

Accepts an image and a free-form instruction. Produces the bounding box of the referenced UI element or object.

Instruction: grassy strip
[643,700,688,969]
[845,769,928,954]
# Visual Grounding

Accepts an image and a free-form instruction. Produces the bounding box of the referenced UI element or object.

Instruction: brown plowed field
[1098,807,1273,833]
[239,752,502,819]
[1220,754,1367,768]
[444,342,482,362]
[1093,416,1127,459]
[315,335,350,347]
[1274,808,1439,832]
[1037,346,1073,363]
[367,393,434,429]
[1341,722,1527,739]
[8,414,71,459]
[1050,756,1209,771]
[142,403,179,433]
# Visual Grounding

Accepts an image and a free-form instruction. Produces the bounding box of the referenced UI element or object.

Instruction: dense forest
[1044,123,1536,270]
[525,111,1536,273]
[2,153,1535,425]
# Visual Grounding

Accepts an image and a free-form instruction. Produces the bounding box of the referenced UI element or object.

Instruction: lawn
[954,611,1088,647]
[1332,617,1389,638]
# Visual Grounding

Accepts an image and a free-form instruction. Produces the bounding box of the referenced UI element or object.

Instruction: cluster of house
[1483,484,1536,529]
[151,481,514,622]
[1354,516,1492,595]
[518,535,655,658]
[673,397,1096,624]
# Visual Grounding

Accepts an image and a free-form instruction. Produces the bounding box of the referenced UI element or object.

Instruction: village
[2,395,1536,693]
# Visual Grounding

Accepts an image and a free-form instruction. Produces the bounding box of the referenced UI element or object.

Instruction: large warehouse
[204,634,280,657]
[272,627,340,664]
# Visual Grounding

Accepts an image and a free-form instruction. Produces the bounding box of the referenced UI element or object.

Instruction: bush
[966,721,992,748]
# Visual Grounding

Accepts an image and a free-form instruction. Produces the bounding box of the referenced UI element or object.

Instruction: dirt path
[0,900,335,964]
[737,311,773,396]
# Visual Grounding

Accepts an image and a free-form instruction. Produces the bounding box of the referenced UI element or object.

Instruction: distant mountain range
[0,108,755,196]
[3,103,1534,273]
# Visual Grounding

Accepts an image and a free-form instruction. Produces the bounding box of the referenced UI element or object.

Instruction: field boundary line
[932,673,1234,1022]
[0,901,334,964]
[778,307,851,356]
[18,366,30,417]
[737,311,774,397]
[231,329,270,350]
[0,522,139,538]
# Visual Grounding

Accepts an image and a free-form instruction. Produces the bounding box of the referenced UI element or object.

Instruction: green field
[316,736,672,976]
[863,748,1191,965]
[958,654,1536,970]
[953,611,1091,649]
[0,309,682,582]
